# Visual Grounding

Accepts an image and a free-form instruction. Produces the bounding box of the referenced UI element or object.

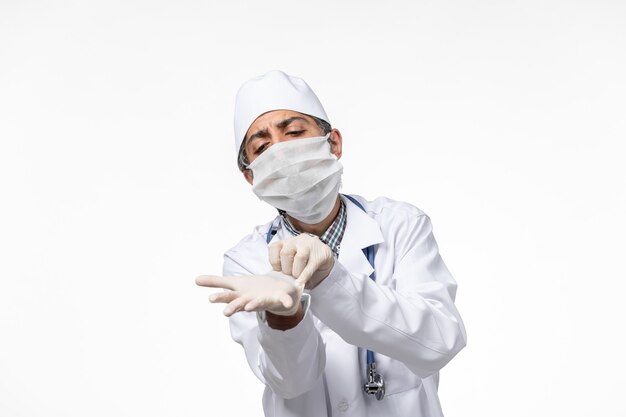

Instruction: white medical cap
[233,70,329,154]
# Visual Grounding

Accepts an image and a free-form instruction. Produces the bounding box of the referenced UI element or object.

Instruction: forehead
[245,110,315,137]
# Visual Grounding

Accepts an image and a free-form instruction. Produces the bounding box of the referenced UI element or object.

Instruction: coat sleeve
[309,213,467,378]
[223,254,326,399]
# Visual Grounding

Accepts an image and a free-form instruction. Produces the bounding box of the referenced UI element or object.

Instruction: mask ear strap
[326,132,341,159]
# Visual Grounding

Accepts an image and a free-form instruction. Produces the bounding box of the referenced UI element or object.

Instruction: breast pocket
[375,353,423,396]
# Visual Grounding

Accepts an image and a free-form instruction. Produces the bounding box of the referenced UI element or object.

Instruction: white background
[1,1,625,416]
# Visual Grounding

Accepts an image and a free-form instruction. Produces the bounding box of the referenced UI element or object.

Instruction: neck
[287,196,341,236]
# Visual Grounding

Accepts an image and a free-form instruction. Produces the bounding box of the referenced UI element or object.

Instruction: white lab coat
[223,195,467,417]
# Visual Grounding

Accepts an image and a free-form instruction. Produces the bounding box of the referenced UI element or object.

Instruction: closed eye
[286,130,305,136]
[254,142,270,155]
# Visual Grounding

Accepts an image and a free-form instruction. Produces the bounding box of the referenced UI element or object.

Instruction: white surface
[1,1,624,416]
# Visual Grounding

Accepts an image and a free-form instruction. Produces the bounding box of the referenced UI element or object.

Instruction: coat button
[337,400,349,412]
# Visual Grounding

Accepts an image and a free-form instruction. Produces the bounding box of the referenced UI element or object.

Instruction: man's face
[242,110,342,185]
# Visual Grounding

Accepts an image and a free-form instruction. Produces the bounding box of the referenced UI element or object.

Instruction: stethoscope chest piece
[363,362,385,400]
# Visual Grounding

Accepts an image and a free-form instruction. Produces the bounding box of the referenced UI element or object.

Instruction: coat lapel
[338,195,384,278]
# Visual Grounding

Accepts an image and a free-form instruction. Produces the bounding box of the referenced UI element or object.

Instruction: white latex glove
[269,233,334,289]
[195,271,304,317]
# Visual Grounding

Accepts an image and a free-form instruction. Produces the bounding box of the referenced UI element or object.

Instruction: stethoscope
[265,194,386,400]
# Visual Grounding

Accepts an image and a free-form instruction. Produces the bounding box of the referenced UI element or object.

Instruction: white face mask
[248,134,343,224]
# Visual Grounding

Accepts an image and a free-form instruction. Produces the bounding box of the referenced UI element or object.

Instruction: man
[196,70,467,417]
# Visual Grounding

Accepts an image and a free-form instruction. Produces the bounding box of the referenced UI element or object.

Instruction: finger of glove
[268,293,298,316]
[208,290,238,304]
[195,275,237,290]
[295,259,321,286]
[268,241,284,272]
[223,295,251,317]
[291,245,311,279]
[279,243,297,276]
[244,296,275,312]
[243,299,262,312]
[279,292,294,309]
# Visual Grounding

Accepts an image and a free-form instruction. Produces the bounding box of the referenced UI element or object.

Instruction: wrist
[266,304,305,330]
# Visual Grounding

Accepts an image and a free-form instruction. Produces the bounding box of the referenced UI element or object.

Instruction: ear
[243,169,253,185]
[329,129,343,159]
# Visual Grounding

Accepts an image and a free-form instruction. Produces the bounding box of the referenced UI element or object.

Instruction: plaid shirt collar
[281,198,347,257]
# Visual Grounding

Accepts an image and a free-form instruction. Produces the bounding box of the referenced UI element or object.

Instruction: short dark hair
[237,115,331,172]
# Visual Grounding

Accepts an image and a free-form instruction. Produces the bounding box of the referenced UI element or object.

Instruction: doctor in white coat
[196,70,467,417]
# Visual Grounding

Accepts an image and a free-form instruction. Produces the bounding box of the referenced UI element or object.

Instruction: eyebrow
[276,116,309,129]
[246,116,311,146]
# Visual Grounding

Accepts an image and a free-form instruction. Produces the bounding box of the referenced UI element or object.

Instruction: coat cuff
[309,261,351,303]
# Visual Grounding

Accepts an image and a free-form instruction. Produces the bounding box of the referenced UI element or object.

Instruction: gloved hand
[195,271,304,317]
[269,233,334,289]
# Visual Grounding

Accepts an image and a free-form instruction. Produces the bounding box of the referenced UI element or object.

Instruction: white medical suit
[224,194,467,417]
